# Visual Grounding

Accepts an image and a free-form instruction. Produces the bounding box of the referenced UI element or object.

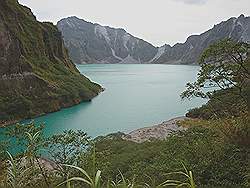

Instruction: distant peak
[238,14,245,19]
[67,16,82,21]
[162,44,171,48]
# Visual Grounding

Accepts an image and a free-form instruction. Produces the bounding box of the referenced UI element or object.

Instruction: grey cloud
[174,0,208,5]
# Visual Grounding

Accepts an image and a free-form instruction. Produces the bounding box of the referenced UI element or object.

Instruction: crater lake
[20,64,206,138]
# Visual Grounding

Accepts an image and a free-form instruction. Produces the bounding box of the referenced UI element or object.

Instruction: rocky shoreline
[122,117,188,143]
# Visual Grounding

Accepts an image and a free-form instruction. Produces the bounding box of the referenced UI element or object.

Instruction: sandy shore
[122,116,188,143]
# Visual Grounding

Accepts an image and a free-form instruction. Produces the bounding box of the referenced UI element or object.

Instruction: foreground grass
[79,116,249,187]
[0,115,249,187]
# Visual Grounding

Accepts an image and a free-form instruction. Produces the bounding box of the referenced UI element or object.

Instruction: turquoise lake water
[21,64,206,138]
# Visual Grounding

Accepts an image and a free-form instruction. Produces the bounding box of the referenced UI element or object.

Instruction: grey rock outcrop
[154,14,250,64]
[57,17,157,64]
[58,15,250,64]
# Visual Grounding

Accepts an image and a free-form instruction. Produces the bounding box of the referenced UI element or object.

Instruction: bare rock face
[0,19,29,75]
[0,0,102,126]
[58,15,250,65]
[57,17,158,64]
[153,15,250,64]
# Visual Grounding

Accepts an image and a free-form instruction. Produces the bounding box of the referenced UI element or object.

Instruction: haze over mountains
[58,15,250,64]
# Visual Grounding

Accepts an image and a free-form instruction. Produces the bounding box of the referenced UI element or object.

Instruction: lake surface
[23,64,206,138]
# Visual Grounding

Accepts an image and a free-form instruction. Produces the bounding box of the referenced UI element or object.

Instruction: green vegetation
[0,115,249,187]
[185,88,247,119]
[0,38,249,187]
[181,39,249,119]
[91,119,249,187]
[0,0,101,125]
[57,165,102,188]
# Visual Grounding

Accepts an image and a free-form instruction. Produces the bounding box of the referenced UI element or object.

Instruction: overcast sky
[18,0,249,46]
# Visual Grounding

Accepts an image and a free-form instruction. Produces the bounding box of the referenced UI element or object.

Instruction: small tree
[181,39,250,118]
[4,122,45,156]
[46,130,90,179]
[181,39,249,101]
[2,123,51,188]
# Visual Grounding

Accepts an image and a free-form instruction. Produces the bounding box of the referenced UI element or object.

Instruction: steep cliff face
[153,14,250,64]
[0,0,102,126]
[58,15,250,65]
[57,17,158,64]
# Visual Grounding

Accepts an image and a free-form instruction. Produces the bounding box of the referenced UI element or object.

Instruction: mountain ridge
[57,16,158,64]
[153,14,250,64]
[58,14,250,64]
